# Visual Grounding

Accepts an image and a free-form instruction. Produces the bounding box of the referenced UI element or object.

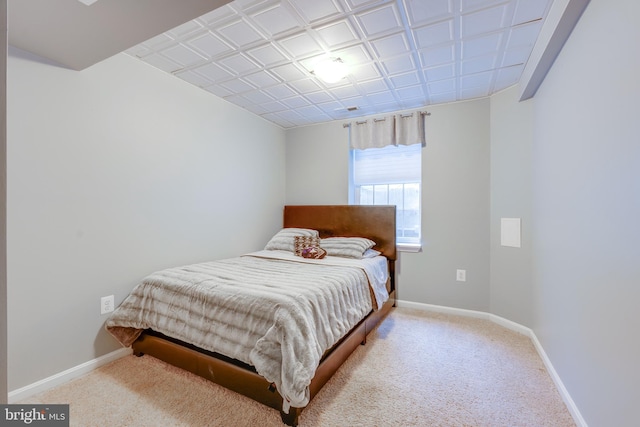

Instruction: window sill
[397,243,422,253]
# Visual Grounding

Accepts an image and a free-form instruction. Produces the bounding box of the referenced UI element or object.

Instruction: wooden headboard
[283,205,397,261]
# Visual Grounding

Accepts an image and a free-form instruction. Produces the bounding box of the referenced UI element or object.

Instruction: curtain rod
[343,111,430,128]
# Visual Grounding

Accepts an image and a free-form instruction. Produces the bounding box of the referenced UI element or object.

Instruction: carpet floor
[21,307,576,426]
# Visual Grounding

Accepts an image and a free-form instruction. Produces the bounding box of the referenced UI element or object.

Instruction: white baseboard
[8,347,132,403]
[527,332,588,427]
[395,299,587,427]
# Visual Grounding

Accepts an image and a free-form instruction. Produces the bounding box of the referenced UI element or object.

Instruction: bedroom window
[346,112,426,251]
[349,143,422,251]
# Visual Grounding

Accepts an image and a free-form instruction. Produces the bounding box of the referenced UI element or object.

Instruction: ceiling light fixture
[77,0,99,5]
[312,57,348,84]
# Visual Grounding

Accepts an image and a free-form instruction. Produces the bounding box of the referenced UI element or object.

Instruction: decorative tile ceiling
[126,0,552,128]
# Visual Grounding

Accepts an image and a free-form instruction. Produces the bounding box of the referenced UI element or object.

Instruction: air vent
[346,106,359,112]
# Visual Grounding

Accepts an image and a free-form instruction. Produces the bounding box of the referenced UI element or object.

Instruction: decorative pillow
[264,228,319,252]
[320,237,376,259]
[294,236,321,256]
[300,246,327,259]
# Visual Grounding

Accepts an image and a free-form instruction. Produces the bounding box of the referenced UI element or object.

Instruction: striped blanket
[105,251,388,411]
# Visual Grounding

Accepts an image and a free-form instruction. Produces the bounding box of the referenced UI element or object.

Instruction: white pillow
[264,228,319,252]
[362,248,382,258]
[320,237,376,259]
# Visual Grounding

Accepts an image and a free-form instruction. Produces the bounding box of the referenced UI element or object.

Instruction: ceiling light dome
[313,57,348,83]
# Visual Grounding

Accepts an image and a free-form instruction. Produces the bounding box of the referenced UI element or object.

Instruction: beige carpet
[21,308,576,426]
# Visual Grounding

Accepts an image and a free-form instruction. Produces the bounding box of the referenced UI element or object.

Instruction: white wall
[526,0,640,424]
[7,48,286,391]
[286,99,491,312]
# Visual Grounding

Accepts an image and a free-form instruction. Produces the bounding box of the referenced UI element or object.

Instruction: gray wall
[489,87,534,327]
[286,98,491,312]
[286,122,349,205]
[7,49,286,391]
[1,0,6,404]
[526,0,640,424]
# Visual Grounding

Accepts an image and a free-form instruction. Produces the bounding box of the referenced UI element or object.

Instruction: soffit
[8,0,232,70]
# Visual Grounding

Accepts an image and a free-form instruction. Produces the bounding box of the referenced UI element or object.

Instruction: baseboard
[395,299,588,427]
[8,347,132,403]
[527,332,588,427]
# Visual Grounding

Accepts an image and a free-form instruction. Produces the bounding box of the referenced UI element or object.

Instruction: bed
[106,205,397,426]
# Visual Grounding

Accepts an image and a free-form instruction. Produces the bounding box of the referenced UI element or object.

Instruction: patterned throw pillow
[294,236,327,259]
[300,246,327,259]
[294,236,321,256]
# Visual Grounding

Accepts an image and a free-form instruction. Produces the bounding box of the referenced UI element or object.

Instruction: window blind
[352,143,422,185]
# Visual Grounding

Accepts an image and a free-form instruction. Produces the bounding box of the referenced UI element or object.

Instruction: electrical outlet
[456,269,467,282]
[101,295,114,314]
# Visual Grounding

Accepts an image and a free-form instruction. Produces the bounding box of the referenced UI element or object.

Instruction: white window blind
[349,144,422,248]
[352,144,421,185]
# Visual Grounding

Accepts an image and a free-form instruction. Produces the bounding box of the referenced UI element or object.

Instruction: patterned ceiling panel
[127,0,553,128]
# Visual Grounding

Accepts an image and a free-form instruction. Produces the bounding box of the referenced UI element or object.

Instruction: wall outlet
[456,269,467,282]
[101,295,115,314]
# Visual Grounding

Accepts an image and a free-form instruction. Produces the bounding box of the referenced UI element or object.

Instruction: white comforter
[106,250,389,411]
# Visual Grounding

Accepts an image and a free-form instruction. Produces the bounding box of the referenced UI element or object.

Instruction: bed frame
[131,205,397,426]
